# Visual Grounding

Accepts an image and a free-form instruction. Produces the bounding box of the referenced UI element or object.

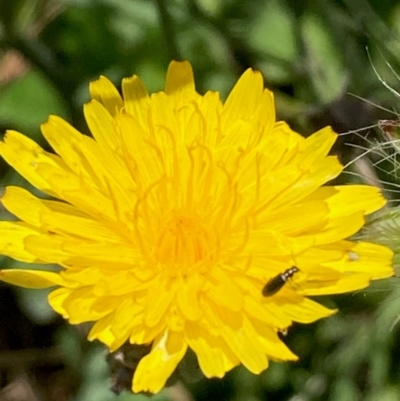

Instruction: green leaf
[301,11,346,103]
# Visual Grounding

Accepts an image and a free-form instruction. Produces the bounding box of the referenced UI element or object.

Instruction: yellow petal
[24,234,75,264]
[51,287,112,324]
[84,100,119,152]
[272,157,343,207]
[308,213,366,245]
[208,302,268,373]
[222,69,265,128]
[47,287,70,317]
[176,274,204,321]
[0,222,41,262]
[92,271,148,296]
[265,200,328,235]
[246,294,291,329]
[87,313,116,346]
[300,273,371,295]
[144,276,176,327]
[89,75,123,116]
[251,318,298,360]
[302,127,337,165]
[185,321,238,377]
[206,269,243,311]
[327,185,386,216]
[165,60,196,99]
[0,269,64,288]
[115,113,164,187]
[34,163,116,221]
[60,240,142,265]
[347,241,394,279]
[41,116,89,176]
[0,131,66,197]
[275,293,337,323]
[121,74,149,125]
[133,330,187,393]
[219,315,268,373]
[110,298,143,336]
[2,186,42,226]
[2,186,122,244]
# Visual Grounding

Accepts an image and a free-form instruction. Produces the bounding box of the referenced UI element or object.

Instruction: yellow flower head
[0,61,393,393]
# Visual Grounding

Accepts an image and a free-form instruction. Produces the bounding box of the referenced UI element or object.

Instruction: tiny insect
[348,251,360,262]
[262,266,299,297]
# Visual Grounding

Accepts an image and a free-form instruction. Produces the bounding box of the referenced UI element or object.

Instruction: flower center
[156,212,213,270]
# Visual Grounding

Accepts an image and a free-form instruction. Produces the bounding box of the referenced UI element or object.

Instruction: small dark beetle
[262,266,299,297]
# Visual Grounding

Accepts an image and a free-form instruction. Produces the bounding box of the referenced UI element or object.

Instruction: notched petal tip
[89,75,123,116]
[165,60,195,96]
[40,114,62,128]
[235,68,265,94]
[122,75,148,98]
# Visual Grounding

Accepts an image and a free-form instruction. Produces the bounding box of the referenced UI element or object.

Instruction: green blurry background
[1,1,400,400]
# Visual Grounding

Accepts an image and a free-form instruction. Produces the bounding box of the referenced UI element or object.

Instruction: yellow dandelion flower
[0,61,393,393]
